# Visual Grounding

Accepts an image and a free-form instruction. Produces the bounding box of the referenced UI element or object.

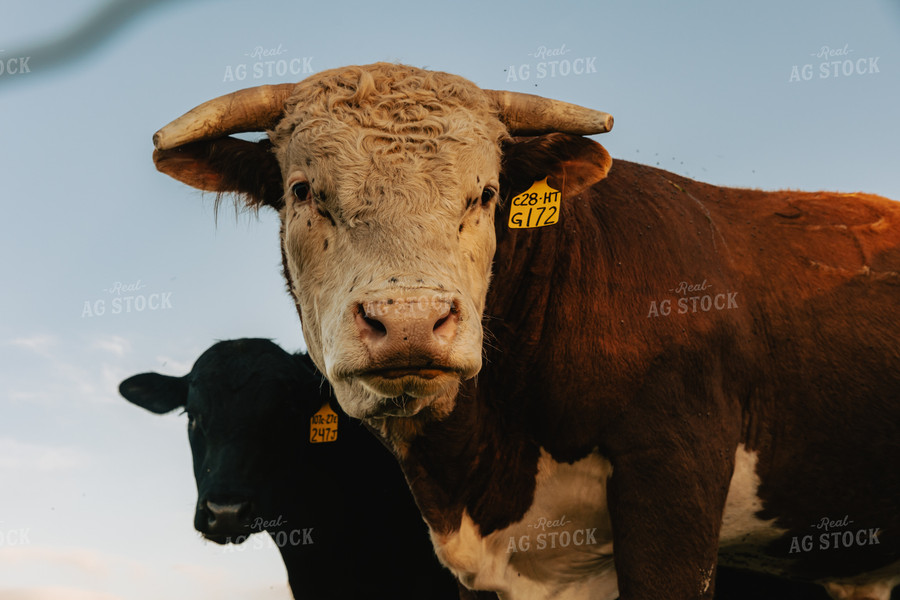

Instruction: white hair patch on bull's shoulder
[432,448,618,600]
[431,445,807,599]
[720,445,786,543]
[718,445,791,574]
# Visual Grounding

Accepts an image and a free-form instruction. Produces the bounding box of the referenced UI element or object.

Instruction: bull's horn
[153,83,297,150]
[484,89,613,136]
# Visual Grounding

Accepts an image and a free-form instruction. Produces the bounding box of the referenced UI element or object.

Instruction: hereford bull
[150,63,900,600]
[118,338,466,600]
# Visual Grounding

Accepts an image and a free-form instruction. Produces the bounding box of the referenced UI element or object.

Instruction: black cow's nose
[203,500,252,533]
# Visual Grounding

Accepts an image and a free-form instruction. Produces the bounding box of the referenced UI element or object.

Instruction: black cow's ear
[293,352,334,412]
[500,132,612,201]
[118,373,188,414]
[153,137,284,211]
[294,352,320,379]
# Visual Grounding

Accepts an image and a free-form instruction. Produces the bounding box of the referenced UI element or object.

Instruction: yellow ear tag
[508,177,561,229]
[309,403,338,443]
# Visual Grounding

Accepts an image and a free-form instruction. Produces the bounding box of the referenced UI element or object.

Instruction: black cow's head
[119,338,327,543]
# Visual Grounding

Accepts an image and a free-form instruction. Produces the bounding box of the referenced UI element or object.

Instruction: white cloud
[0,547,290,600]
[0,546,148,580]
[90,336,131,358]
[0,587,124,600]
[0,438,91,472]
[3,333,137,407]
[170,562,230,589]
[7,335,59,358]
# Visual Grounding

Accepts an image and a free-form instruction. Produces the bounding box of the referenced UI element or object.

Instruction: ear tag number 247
[309,403,338,443]
[508,177,561,229]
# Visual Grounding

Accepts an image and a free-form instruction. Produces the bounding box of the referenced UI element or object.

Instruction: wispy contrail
[0,0,183,88]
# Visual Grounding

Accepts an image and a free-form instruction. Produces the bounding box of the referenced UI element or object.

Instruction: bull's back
[588,159,900,408]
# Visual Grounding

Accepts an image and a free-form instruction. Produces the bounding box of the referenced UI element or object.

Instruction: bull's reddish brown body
[399,135,900,597]
[152,65,899,599]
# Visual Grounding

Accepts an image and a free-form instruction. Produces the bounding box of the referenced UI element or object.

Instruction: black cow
[119,338,464,599]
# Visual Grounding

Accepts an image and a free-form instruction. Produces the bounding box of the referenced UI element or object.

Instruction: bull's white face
[273,72,505,421]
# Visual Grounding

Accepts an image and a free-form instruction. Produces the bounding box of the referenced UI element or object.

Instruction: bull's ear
[119,373,188,415]
[153,137,284,210]
[500,132,612,201]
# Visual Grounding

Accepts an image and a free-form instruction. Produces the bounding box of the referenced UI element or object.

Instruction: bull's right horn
[485,89,613,136]
[153,83,297,151]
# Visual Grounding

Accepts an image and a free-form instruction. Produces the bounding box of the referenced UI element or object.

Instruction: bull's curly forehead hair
[270,62,508,159]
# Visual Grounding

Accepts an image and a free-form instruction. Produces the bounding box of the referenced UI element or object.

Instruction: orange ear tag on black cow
[309,403,338,444]
[508,177,561,229]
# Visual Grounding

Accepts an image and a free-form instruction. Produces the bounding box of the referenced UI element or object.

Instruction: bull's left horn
[484,90,613,136]
[153,83,297,150]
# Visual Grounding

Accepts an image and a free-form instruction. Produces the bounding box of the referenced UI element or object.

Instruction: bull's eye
[292,182,311,201]
[480,187,497,205]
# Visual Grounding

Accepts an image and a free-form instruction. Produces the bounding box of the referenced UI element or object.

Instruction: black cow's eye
[481,187,497,205]
[184,410,200,432]
[292,182,311,201]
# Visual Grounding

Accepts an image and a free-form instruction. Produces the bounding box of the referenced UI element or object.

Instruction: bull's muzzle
[353,294,463,399]
[355,295,459,358]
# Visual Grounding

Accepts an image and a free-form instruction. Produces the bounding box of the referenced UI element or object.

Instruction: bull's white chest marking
[433,448,618,600]
[720,445,785,544]
[432,445,789,600]
[718,446,790,574]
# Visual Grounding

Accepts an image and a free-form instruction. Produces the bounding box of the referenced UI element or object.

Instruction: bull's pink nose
[355,297,459,354]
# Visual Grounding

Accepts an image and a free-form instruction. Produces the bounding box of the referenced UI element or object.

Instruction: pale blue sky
[1,1,898,598]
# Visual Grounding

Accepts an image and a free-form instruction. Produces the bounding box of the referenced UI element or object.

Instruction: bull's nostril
[357,303,387,336]
[433,301,459,340]
[433,314,450,332]
[365,316,387,334]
